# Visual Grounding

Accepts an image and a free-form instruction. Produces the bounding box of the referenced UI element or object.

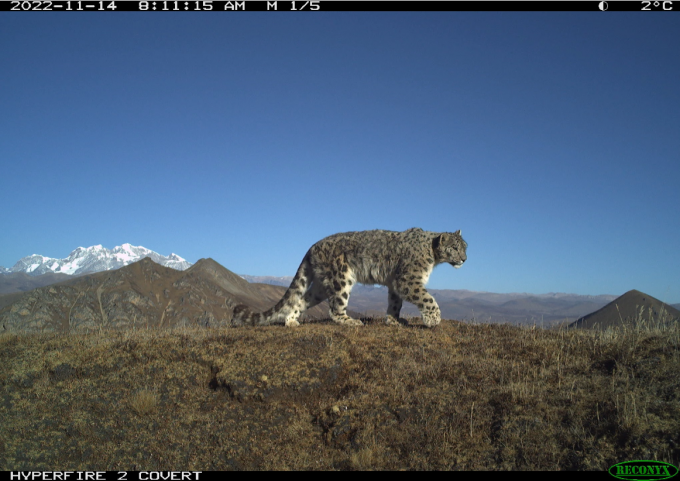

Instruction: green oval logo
[609,460,679,481]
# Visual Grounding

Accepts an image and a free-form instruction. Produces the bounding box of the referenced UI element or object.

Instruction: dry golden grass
[0,317,678,470]
[129,389,159,416]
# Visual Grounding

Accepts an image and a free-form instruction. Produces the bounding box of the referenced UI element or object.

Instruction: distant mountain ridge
[0,244,191,276]
[0,272,72,296]
[0,256,628,330]
[1,249,665,325]
[239,275,295,286]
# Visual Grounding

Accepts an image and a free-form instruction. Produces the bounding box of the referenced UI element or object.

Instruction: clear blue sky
[1,11,678,303]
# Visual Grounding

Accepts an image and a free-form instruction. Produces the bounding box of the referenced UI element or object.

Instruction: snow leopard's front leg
[393,280,441,327]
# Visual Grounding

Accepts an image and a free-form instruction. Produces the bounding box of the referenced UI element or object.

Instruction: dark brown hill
[0,257,330,332]
[570,289,680,330]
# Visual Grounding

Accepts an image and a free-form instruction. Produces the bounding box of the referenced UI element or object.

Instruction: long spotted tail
[231,254,312,327]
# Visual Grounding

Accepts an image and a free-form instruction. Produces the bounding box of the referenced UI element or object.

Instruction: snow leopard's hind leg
[300,280,328,311]
[278,256,315,327]
[316,254,363,326]
[384,287,408,326]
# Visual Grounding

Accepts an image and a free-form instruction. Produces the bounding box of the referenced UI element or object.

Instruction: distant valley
[241,274,619,325]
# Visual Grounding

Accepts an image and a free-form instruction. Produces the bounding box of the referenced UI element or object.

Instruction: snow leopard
[232,228,467,328]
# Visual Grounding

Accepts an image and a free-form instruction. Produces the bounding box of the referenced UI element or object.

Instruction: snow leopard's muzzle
[450,254,466,269]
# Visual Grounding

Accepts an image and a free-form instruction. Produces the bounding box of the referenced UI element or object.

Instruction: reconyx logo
[609,460,679,481]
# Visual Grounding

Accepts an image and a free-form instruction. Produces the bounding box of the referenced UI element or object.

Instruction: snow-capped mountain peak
[0,244,192,276]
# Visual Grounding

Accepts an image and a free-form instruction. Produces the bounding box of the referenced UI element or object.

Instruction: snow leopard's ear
[454,230,461,236]
[433,233,448,249]
[433,234,442,249]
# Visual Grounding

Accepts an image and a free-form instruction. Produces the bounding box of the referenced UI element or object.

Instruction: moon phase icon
[598,1,608,10]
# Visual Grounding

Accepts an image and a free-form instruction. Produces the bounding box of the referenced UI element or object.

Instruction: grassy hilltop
[1,317,679,470]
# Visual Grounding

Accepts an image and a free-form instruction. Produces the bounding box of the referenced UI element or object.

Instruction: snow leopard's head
[433,230,467,268]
